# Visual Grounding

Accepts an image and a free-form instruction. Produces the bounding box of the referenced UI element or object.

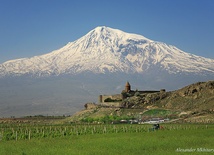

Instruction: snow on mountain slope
[0,26,214,77]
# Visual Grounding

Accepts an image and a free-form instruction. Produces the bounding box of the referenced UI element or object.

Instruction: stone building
[98,94,122,103]
[125,81,131,92]
[98,81,165,103]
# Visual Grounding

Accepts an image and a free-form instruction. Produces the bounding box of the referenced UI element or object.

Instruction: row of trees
[81,115,134,123]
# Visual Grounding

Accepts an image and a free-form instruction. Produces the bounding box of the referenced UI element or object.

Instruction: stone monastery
[99,82,165,104]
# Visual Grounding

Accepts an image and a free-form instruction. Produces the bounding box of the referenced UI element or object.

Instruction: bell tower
[125,81,131,92]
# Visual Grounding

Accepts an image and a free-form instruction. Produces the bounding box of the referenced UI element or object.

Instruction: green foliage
[104,98,122,102]
[104,98,113,102]
[134,91,140,96]
[81,117,94,123]
[80,115,133,123]
[142,109,172,117]
[0,124,213,155]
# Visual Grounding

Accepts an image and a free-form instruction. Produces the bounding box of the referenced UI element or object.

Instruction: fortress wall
[99,102,121,107]
[111,94,123,100]
[138,91,160,94]
[101,95,111,102]
[98,81,166,103]
[99,94,122,103]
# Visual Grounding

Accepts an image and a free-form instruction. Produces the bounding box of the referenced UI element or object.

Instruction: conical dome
[125,81,130,86]
[125,81,131,92]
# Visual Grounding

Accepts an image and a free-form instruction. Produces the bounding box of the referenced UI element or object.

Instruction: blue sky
[0,0,214,63]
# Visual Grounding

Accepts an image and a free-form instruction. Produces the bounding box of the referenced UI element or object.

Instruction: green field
[0,124,214,155]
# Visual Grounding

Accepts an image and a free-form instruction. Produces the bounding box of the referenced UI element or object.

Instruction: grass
[0,124,213,155]
[142,109,174,117]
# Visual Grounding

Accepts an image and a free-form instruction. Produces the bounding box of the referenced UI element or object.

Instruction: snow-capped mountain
[0,26,214,77]
[0,26,214,117]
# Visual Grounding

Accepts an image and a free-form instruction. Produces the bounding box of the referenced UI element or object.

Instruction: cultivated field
[0,123,213,155]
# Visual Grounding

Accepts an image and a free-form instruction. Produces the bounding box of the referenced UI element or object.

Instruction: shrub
[104,98,122,102]
[104,98,113,102]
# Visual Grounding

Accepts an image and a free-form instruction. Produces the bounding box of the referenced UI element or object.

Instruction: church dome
[125,81,131,92]
[125,81,130,87]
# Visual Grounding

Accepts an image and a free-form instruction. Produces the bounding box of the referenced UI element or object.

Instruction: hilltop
[68,80,214,123]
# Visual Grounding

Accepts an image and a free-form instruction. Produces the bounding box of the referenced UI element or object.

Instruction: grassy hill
[67,80,214,123]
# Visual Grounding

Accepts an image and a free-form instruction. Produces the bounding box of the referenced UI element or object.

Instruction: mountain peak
[94,26,108,31]
[93,26,118,32]
[0,27,214,77]
[86,26,152,43]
